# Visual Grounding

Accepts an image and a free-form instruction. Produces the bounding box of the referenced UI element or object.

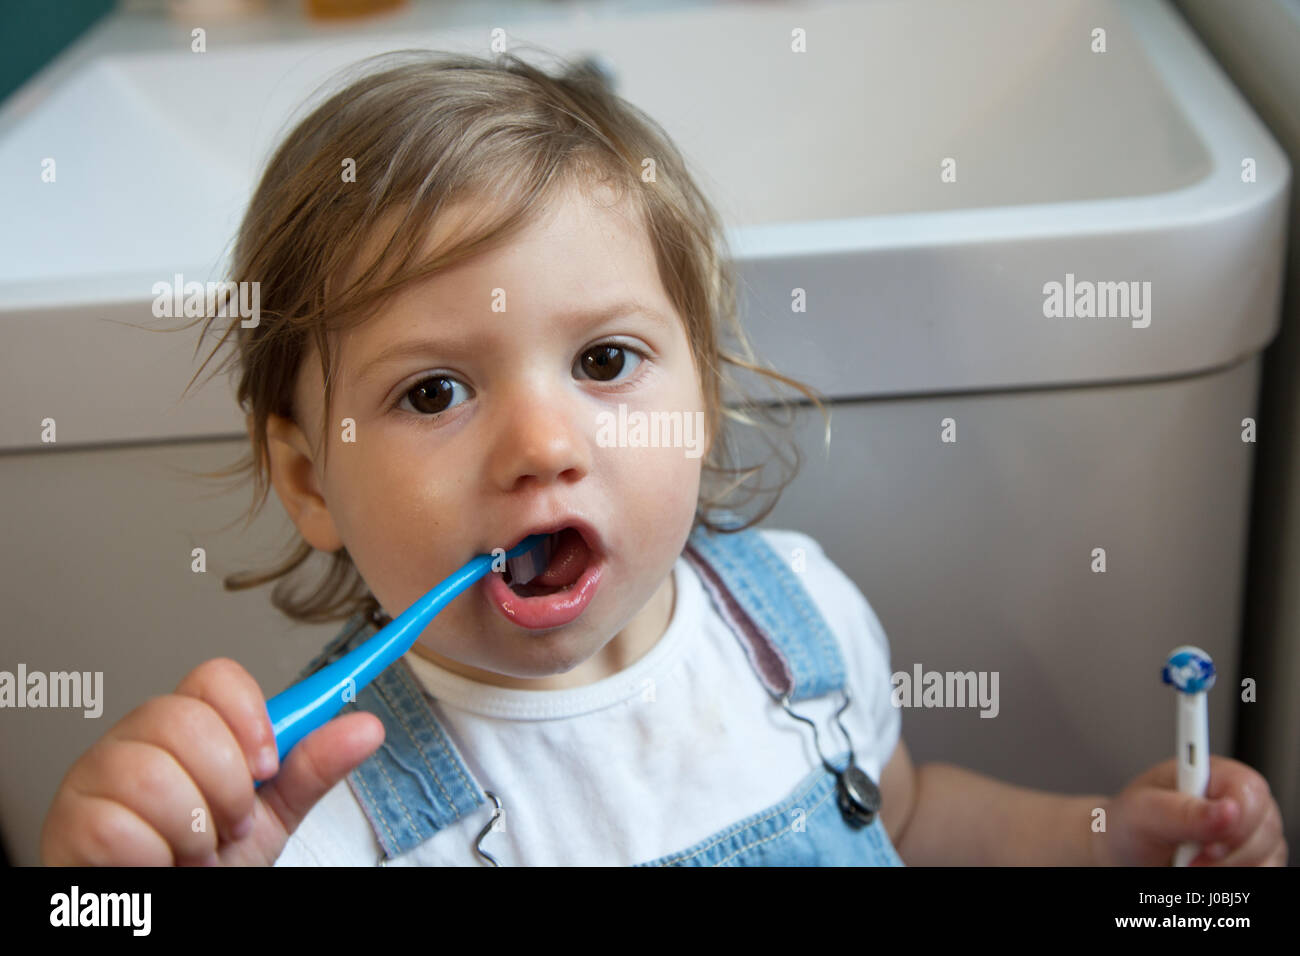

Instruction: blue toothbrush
[253,533,552,790]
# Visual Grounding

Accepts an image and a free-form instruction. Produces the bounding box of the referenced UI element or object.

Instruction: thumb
[258,711,385,840]
[1124,786,1238,848]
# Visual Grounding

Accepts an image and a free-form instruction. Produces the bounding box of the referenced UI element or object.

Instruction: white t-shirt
[273,529,901,866]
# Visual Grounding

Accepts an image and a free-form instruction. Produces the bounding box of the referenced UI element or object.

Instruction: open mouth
[484,524,605,631]
[502,527,592,597]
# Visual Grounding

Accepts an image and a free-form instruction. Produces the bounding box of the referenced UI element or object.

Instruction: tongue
[531,528,590,588]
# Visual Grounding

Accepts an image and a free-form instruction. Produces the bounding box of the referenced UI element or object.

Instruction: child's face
[268,181,708,689]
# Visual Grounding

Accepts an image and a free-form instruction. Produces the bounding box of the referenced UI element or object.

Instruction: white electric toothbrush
[1160,645,1216,867]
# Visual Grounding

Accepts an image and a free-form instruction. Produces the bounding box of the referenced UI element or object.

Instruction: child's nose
[487,384,591,490]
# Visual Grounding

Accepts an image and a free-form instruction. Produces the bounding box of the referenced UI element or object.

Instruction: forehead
[296,179,669,403]
[361,185,657,324]
[337,175,640,296]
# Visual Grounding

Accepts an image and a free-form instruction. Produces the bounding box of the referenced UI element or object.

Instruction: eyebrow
[351,300,674,385]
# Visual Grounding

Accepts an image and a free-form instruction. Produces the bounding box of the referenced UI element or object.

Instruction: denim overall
[295,517,905,866]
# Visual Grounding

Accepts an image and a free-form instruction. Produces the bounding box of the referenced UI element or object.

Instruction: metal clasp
[778,689,881,828]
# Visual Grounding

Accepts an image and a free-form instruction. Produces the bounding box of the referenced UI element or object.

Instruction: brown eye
[400,376,466,416]
[578,344,640,382]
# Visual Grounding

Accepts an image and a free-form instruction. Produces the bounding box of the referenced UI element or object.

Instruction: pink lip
[481,547,604,631]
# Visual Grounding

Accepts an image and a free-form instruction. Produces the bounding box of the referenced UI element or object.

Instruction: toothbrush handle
[1173,691,1210,866]
[252,552,495,790]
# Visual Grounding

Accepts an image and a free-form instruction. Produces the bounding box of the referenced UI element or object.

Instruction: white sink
[0,0,1288,449]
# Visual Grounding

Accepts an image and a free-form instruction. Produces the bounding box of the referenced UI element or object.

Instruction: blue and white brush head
[504,533,554,586]
[1162,645,1215,694]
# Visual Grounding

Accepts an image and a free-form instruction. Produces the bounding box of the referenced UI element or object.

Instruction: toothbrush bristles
[504,534,551,587]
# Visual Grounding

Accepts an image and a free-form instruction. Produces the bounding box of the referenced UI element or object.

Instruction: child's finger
[104,695,258,845]
[173,658,279,782]
[1212,810,1286,866]
[64,738,218,865]
[255,711,384,841]
[1201,763,1271,840]
[1126,787,1239,848]
[42,789,174,866]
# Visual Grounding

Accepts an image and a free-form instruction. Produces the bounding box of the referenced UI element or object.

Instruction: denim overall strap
[637,516,903,866]
[295,611,485,860]
[681,513,846,703]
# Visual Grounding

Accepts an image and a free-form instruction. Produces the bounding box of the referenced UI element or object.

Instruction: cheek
[610,442,702,524]
[322,440,463,588]
[622,383,706,527]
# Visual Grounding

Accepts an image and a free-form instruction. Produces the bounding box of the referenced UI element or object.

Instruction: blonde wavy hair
[184,48,830,625]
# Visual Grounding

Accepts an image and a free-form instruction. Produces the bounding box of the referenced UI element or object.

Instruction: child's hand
[40,657,385,866]
[1095,755,1287,866]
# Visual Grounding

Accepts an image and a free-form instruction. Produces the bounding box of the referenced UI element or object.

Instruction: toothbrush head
[1162,645,1216,694]
[503,533,552,586]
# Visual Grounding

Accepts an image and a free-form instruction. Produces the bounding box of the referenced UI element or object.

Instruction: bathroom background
[1,0,1297,867]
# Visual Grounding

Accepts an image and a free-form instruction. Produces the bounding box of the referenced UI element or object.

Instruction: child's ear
[265,412,343,552]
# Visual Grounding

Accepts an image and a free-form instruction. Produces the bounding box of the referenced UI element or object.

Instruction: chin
[512,627,608,674]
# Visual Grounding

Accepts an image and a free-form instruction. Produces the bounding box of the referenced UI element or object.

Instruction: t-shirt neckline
[401,557,698,720]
